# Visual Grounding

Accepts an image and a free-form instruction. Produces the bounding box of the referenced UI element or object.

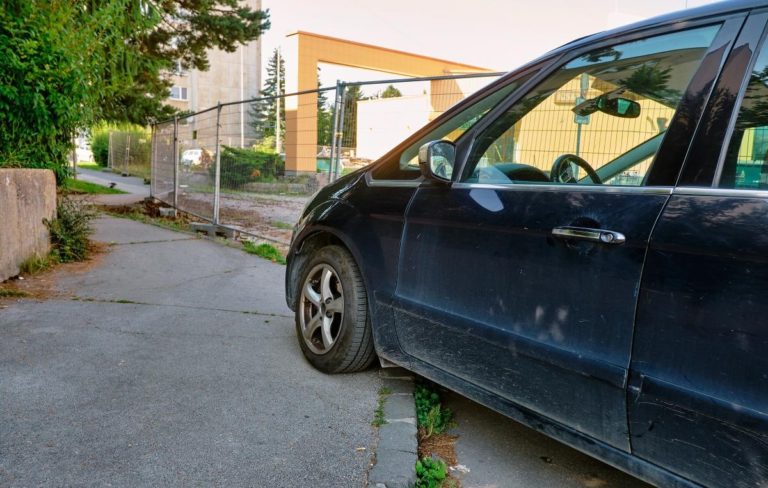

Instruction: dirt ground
[176,191,309,245]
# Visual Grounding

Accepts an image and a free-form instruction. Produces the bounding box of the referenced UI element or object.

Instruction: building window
[173,60,187,76]
[169,86,188,101]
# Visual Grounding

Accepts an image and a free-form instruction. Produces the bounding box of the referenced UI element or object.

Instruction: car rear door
[629,11,768,487]
[393,19,741,452]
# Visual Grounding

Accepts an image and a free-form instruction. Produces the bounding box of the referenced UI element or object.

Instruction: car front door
[392,20,737,451]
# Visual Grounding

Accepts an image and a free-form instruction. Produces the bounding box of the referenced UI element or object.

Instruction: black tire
[294,245,376,373]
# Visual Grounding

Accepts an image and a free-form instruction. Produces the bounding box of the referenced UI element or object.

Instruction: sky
[259,0,719,88]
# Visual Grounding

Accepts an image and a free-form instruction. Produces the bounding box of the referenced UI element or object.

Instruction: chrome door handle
[552,226,626,245]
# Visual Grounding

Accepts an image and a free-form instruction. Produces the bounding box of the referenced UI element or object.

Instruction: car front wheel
[295,245,375,373]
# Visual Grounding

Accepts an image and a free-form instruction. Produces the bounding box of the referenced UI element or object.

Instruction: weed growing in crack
[415,382,454,439]
[415,456,448,488]
[372,386,392,427]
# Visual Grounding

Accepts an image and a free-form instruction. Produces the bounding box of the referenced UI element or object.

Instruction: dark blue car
[285,2,768,486]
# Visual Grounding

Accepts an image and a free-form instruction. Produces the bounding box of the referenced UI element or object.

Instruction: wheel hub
[299,263,344,355]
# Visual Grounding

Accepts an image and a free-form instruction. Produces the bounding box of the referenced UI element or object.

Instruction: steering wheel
[550,154,602,184]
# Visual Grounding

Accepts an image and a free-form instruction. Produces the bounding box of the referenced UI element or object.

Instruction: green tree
[0,0,270,182]
[341,84,365,149]
[250,48,285,140]
[381,85,402,98]
[317,68,333,147]
[102,0,271,124]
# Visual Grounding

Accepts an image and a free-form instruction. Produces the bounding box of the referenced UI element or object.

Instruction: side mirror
[418,140,455,183]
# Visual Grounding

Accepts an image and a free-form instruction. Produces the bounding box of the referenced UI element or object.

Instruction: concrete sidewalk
[0,217,381,487]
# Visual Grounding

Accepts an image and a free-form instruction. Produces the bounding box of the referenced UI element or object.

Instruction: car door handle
[552,226,626,245]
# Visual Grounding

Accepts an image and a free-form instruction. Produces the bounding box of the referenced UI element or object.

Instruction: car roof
[551,0,761,57]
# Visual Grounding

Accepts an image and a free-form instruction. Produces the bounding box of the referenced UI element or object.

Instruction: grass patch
[64,178,126,194]
[242,241,286,265]
[0,288,29,298]
[76,162,102,170]
[270,220,294,230]
[372,386,392,427]
[19,254,58,275]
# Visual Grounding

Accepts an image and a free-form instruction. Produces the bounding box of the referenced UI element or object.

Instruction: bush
[45,196,96,263]
[212,145,284,189]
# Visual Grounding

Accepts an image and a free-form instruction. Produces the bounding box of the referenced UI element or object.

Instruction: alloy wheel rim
[299,264,344,355]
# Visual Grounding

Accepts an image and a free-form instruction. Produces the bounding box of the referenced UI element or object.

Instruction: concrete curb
[369,368,418,488]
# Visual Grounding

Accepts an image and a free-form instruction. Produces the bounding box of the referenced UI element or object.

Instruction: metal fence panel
[108,130,152,180]
[150,73,498,243]
[175,109,219,221]
[151,121,175,202]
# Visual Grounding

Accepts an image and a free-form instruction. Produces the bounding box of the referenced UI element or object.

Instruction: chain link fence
[151,73,501,243]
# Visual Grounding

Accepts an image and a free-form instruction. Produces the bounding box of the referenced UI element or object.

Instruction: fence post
[173,116,179,210]
[124,134,131,176]
[330,81,347,182]
[213,103,222,226]
[108,131,113,170]
[150,125,156,198]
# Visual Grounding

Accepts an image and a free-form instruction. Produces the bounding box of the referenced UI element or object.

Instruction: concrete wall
[0,169,56,281]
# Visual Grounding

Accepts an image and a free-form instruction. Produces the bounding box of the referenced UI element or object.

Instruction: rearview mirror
[573,90,641,119]
[418,140,455,183]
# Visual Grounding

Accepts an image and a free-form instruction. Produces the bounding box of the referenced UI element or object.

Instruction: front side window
[720,35,768,189]
[462,25,721,186]
[371,72,535,180]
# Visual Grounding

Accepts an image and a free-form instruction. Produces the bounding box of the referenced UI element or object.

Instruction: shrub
[212,145,284,189]
[45,196,96,263]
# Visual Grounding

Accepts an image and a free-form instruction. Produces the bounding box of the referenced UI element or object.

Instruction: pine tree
[317,67,333,147]
[250,48,285,142]
[341,84,365,149]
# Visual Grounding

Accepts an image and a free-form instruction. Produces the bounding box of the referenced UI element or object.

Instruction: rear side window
[719,36,768,189]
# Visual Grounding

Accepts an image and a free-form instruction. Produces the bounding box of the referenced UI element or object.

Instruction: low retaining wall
[0,169,57,281]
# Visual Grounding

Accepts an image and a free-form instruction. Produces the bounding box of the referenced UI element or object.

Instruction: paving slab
[0,216,381,487]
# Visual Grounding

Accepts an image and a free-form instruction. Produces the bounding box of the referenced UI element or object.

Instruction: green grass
[270,220,294,230]
[19,254,58,275]
[0,288,29,298]
[65,178,127,194]
[242,241,286,265]
[76,162,102,170]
